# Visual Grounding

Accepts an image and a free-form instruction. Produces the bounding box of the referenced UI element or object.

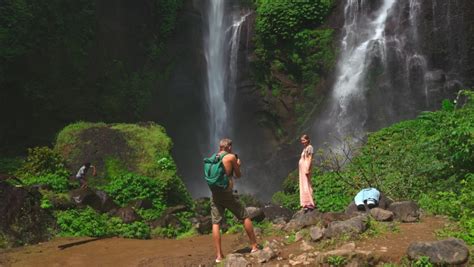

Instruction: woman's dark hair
[301,134,310,142]
[84,162,91,168]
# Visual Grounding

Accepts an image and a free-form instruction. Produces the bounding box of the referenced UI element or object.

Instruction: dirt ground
[0,216,448,267]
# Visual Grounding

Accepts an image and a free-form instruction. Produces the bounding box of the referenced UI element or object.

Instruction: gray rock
[284,210,322,231]
[164,205,188,215]
[295,230,305,242]
[263,204,293,223]
[254,247,277,263]
[324,215,369,239]
[246,207,265,222]
[309,226,325,241]
[407,238,469,265]
[128,199,153,210]
[193,215,212,234]
[70,188,118,213]
[388,201,420,222]
[345,201,366,217]
[113,207,141,223]
[225,253,250,267]
[369,208,394,221]
[378,193,393,209]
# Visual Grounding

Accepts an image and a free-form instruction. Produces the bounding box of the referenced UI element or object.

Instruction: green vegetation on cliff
[1,122,194,244]
[0,0,183,153]
[54,122,191,206]
[252,0,337,141]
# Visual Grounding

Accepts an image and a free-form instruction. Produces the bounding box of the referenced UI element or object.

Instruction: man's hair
[219,138,232,150]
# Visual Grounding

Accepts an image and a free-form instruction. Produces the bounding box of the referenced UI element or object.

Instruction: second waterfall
[204,0,250,150]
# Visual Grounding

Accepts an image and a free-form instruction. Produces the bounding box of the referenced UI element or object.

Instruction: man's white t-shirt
[76,165,87,178]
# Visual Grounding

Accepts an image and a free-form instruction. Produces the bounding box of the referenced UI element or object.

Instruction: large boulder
[324,215,369,239]
[246,207,265,222]
[192,215,212,234]
[388,201,420,222]
[128,199,153,210]
[253,247,277,263]
[225,253,250,267]
[0,182,54,248]
[309,226,325,241]
[321,212,350,227]
[149,214,182,229]
[262,204,293,223]
[407,238,469,265]
[54,122,192,208]
[113,207,141,224]
[369,208,394,221]
[70,188,118,213]
[284,209,323,231]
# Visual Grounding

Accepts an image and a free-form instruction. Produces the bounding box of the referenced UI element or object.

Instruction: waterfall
[319,0,397,141]
[313,0,465,147]
[205,0,227,150]
[204,0,250,151]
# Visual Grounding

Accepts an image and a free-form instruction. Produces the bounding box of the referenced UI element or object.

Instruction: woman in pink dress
[299,134,315,212]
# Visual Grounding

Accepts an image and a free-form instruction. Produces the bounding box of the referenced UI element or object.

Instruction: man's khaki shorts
[210,189,249,225]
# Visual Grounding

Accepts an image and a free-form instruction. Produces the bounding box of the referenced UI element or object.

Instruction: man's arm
[91,165,97,176]
[232,157,241,178]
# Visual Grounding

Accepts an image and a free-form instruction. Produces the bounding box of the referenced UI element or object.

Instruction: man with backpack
[204,138,259,263]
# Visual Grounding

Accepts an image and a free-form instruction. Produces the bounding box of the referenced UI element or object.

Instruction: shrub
[0,157,22,174]
[255,0,334,44]
[17,147,69,178]
[22,173,69,192]
[150,211,193,238]
[107,218,150,239]
[56,207,109,237]
[104,173,166,208]
[314,171,352,212]
[56,207,151,239]
[272,169,351,212]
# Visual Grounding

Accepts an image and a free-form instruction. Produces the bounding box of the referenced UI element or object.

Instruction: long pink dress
[299,145,315,208]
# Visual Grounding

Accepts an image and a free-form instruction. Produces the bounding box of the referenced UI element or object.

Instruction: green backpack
[203,152,229,188]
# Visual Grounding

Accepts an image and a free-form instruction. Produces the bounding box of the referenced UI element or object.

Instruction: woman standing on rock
[299,134,315,212]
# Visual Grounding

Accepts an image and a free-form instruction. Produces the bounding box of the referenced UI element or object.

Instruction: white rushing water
[205,0,227,150]
[330,0,396,138]
[204,0,250,150]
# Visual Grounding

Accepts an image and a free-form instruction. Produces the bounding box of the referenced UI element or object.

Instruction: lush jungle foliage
[273,91,474,244]
[1,121,197,241]
[252,0,336,140]
[0,0,183,154]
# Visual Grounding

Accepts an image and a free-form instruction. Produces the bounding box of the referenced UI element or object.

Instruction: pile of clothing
[354,188,380,211]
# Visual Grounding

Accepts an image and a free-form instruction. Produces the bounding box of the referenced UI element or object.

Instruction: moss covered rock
[54,121,191,207]
[0,181,54,248]
[55,122,172,177]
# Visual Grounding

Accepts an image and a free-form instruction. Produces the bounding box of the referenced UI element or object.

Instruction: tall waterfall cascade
[313,0,465,145]
[204,0,251,151]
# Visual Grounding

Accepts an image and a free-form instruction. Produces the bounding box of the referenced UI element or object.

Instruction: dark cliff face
[149,0,208,196]
[366,0,474,132]
[418,0,474,87]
